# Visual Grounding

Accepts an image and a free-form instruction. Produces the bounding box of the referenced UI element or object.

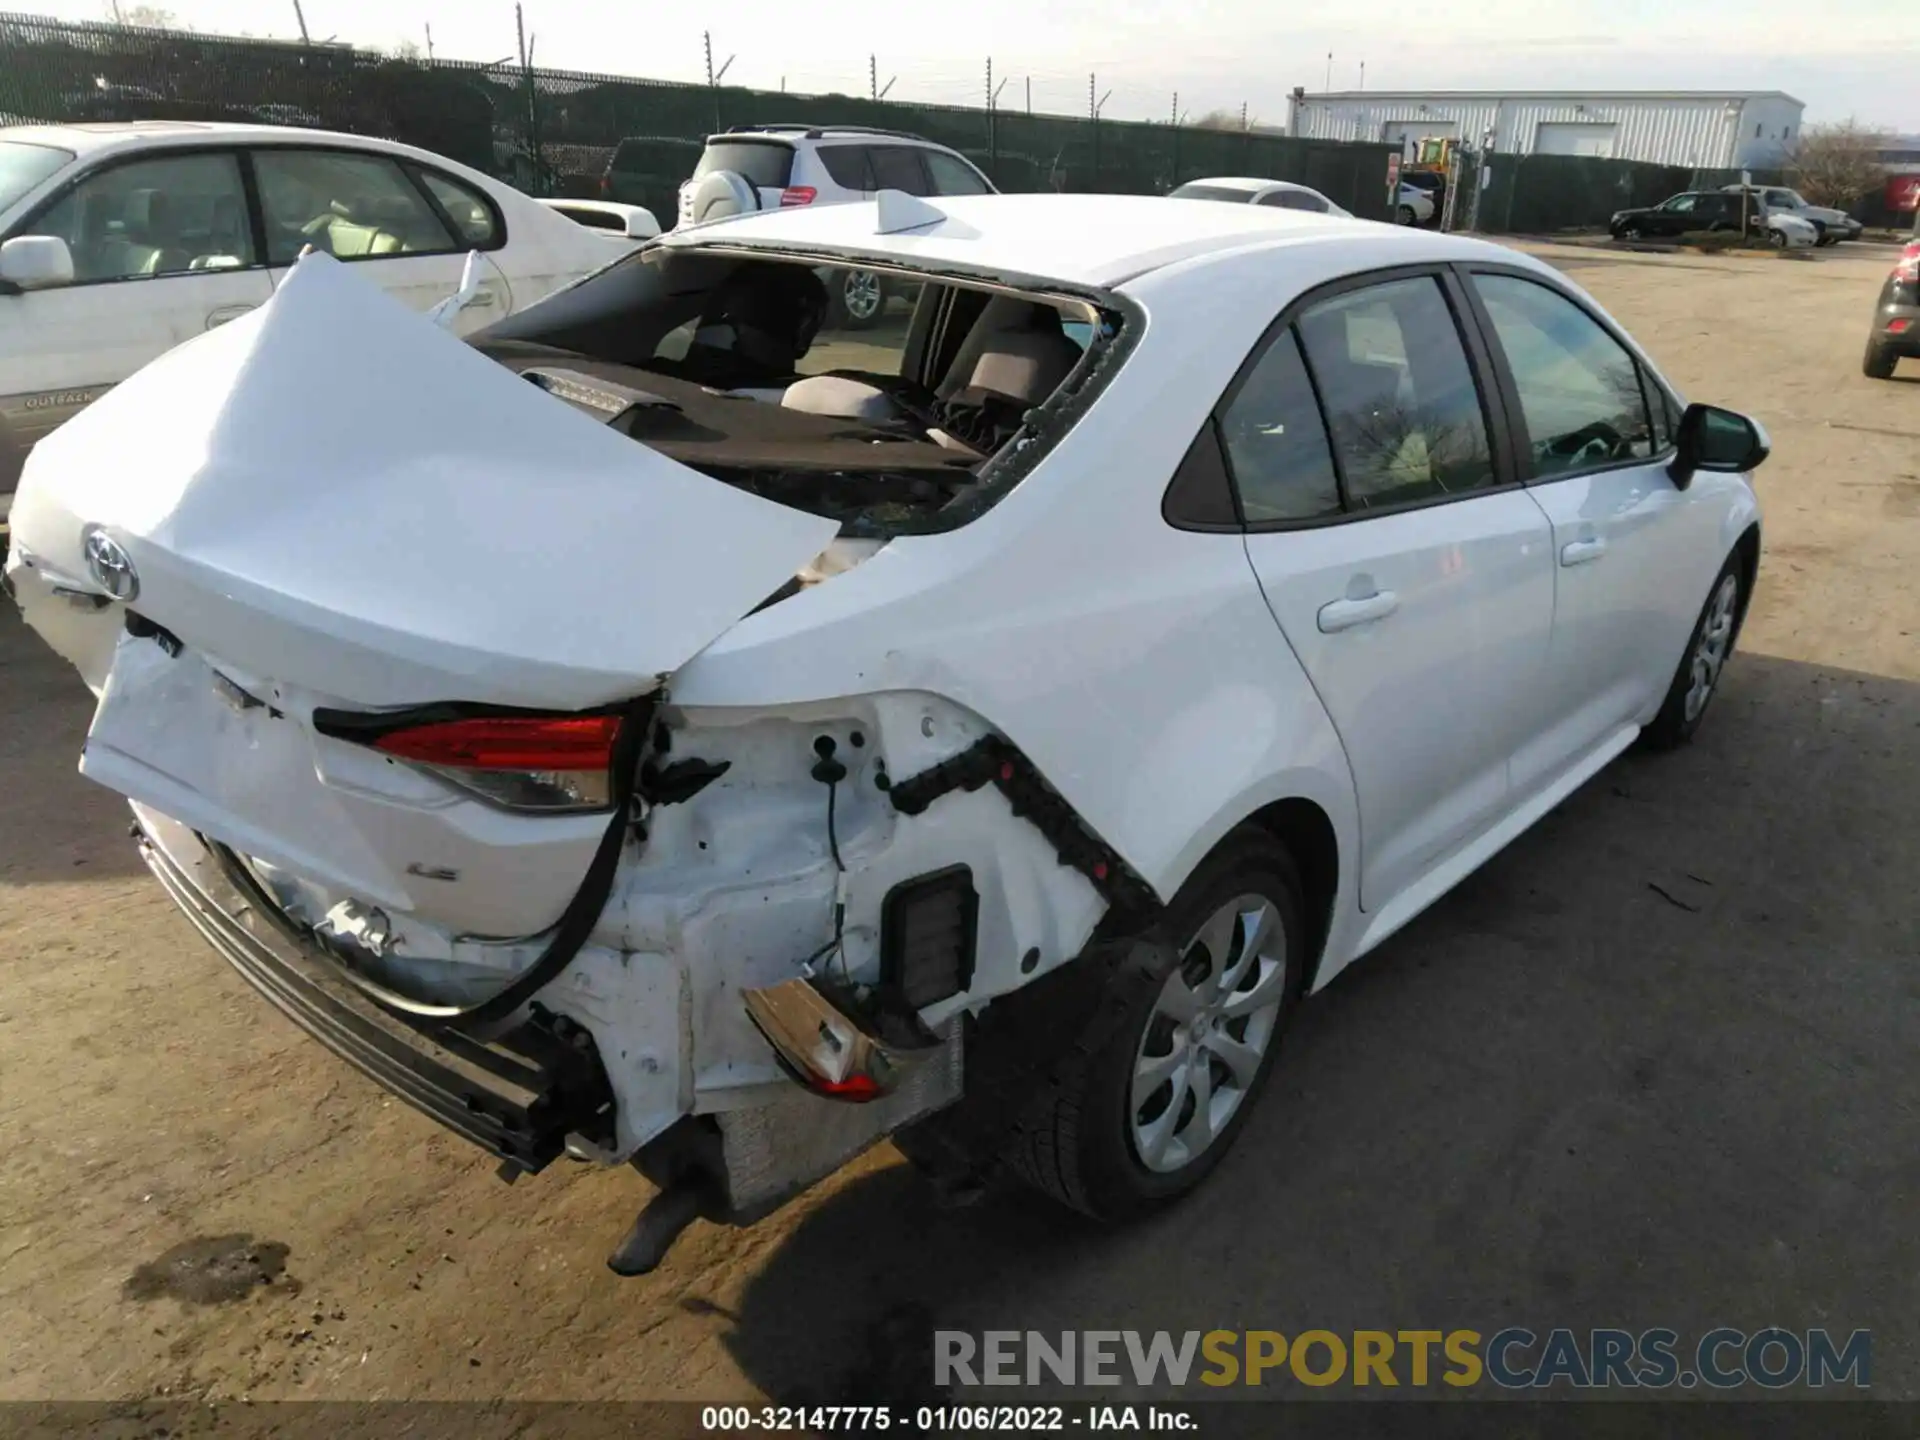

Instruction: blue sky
[39,0,1917,130]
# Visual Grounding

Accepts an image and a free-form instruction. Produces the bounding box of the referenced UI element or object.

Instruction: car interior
[33,164,255,280]
[473,253,1112,536]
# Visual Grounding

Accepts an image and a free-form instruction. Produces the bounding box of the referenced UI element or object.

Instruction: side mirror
[0,235,76,293]
[1669,403,1770,490]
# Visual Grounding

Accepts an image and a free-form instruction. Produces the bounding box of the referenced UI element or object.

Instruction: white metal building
[1287,90,1806,170]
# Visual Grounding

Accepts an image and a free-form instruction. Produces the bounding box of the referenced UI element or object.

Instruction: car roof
[0,121,450,164]
[664,190,1509,289]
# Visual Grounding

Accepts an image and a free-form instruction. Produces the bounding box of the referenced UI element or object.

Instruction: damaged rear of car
[7,198,1262,1271]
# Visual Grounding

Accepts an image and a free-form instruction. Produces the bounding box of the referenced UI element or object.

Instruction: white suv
[677,125,996,327]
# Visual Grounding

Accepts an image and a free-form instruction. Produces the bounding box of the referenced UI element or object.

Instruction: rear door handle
[1560,537,1608,567]
[1317,589,1399,633]
[205,304,257,330]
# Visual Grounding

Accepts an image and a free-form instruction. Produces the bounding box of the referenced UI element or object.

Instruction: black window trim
[5,143,270,288]
[244,142,507,264]
[867,143,936,197]
[1451,260,1679,487]
[1184,261,1525,536]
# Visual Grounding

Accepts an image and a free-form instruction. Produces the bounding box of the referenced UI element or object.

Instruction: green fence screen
[1,13,1398,224]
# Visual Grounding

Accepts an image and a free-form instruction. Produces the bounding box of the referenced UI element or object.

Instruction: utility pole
[290,0,309,44]
[1026,76,1031,116]
[704,30,714,88]
[1089,73,1097,190]
[986,58,995,177]
[870,54,878,103]
[1240,100,1248,131]
[1325,52,1333,90]
[110,0,125,24]
[424,22,433,61]
[1359,60,1365,90]
[515,3,541,193]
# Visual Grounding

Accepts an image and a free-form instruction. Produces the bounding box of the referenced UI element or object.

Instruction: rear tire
[1005,829,1305,1221]
[1643,555,1746,750]
[1619,223,1643,242]
[1863,340,1898,380]
[1395,204,1416,226]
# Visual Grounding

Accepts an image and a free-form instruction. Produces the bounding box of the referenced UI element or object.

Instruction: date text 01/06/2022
[699,1404,1196,1432]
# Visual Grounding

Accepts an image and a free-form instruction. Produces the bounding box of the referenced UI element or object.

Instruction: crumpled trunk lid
[6,253,838,943]
[8,251,838,713]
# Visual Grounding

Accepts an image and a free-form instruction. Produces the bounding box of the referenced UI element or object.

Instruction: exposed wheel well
[1731,521,1762,645]
[1243,797,1339,994]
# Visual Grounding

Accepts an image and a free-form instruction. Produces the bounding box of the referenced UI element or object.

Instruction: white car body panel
[8,192,1765,1191]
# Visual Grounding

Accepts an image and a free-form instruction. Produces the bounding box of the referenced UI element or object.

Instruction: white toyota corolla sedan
[4,191,1767,1273]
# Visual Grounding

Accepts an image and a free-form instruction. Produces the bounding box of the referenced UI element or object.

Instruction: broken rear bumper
[133,805,615,1177]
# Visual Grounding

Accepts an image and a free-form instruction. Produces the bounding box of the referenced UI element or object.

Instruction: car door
[251,146,510,334]
[1459,267,1721,798]
[0,148,273,478]
[1229,268,1556,910]
[1651,195,1695,236]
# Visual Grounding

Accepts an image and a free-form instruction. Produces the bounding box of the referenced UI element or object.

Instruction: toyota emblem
[82,525,139,604]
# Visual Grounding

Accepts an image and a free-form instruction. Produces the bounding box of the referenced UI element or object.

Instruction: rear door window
[415,169,502,248]
[1259,189,1325,211]
[868,146,932,196]
[1294,275,1496,509]
[692,141,795,190]
[1217,327,1342,522]
[253,149,458,264]
[816,145,875,191]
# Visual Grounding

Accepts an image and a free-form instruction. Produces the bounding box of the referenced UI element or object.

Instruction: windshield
[0,141,73,216]
[1168,183,1253,203]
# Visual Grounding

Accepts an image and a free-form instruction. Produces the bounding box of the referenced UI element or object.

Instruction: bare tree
[1787,120,1891,209]
[1192,108,1252,132]
[387,38,424,62]
[116,3,180,26]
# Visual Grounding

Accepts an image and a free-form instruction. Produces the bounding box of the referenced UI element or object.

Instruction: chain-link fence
[1,13,1399,223]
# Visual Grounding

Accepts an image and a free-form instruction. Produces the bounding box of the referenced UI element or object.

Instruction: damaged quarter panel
[665,239,1453,991]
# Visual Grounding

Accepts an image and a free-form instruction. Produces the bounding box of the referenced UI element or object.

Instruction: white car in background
[677,124,997,327]
[1169,176,1353,217]
[7,192,1769,1270]
[0,121,632,530]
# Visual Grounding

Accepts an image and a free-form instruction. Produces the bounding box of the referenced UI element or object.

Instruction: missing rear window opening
[473,253,1128,539]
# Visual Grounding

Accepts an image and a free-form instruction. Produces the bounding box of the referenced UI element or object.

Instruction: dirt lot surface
[2,241,1916,1407]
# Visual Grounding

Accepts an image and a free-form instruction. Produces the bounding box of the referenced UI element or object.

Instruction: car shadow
[706,650,1920,1403]
[0,608,148,885]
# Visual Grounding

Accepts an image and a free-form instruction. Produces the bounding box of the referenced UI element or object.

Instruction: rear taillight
[779,186,817,207]
[370,713,624,812]
[1897,243,1920,283]
[598,174,611,197]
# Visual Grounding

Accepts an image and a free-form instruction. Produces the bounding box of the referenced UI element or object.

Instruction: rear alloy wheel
[1005,830,1304,1220]
[835,269,886,330]
[1644,557,1745,749]
[1396,204,1417,226]
[1863,340,1898,380]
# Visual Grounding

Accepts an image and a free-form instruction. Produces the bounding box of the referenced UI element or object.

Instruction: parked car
[0,121,637,533]
[1168,177,1352,217]
[674,124,997,327]
[1721,184,1863,245]
[1611,190,1813,248]
[1862,238,1920,379]
[1393,181,1438,226]
[6,192,1769,1269]
[536,197,662,242]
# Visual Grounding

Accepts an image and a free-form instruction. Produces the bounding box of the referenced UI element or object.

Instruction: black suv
[1610,191,1766,241]
[1863,224,1920,380]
